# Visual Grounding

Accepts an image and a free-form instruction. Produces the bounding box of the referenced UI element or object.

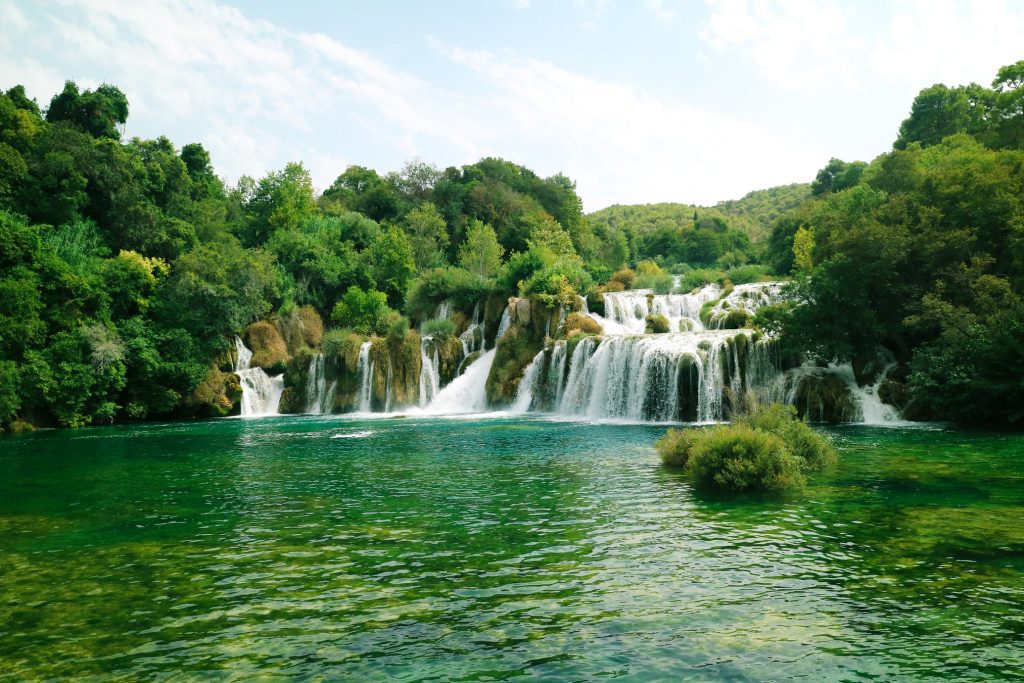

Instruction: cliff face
[486,297,574,407]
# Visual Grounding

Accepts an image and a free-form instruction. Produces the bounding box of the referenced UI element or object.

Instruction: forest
[1,59,1023,429]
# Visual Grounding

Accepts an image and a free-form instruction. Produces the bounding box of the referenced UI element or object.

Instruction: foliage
[405,267,492,321]
[645,314,670,334]
[633,260,673,293]
[330,286,393,335]
[658,402,834,492]
[686,425,803,492]
[458,220,504,278]
[422,318,456,338]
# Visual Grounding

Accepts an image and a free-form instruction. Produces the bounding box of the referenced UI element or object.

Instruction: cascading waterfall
[588,284,722,335]
[233,336,285,417]
[304,354,337,414]
[511,281,898,423]
[418,336,441,408]
[355,342,373,412]
[421,349,496,414]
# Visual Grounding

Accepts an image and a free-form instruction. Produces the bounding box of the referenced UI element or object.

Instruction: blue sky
[2,0,1023,210]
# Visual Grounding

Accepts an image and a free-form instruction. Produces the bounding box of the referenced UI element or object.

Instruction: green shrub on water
[657,401,836,493]
[687,425,803,492]
[655,427,698,467]
[738,403,837,472]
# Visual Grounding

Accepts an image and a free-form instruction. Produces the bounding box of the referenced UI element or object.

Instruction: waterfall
[421,348,496,414]
[304,354,336,414]
[495,307,511,343]
[233,336,284,417]
[458,301,484,363]
[587,284,721,335]
[355,342,373,412]
[707,282,783,328]
[419,336,441,408]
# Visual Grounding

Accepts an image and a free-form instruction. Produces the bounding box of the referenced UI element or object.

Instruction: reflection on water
[1,417,1022,680]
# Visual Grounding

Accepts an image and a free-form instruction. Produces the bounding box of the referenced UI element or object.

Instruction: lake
[1,415,1022,681]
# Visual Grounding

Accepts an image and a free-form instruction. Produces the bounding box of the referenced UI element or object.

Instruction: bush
[656,402,836,492]
[678,267,724,292]
[331,285,393,335]
[406,267,492,320]
[738,403,837,472]
[687,425,802,492]
[633,260,674,293]
[609,268,635,289]
[422,318,456,338]
[384,311,409,341]
[321,328,366,372]
[522,259,594,308]
[245,321,288,371]
[560,311,603,338]
[655,427,697,467]
[726,264,773,285]
[645,314,670,333]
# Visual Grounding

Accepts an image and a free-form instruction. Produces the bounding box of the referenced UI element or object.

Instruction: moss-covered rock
[716,308,752,329]
[793,372,859,423]
[878,378,910,410]
[645,314,670,333]
[277,387,302,414]
[483,293,507,347]
[560,312,603,338]
[245,321,289,373]
[486,325,544,406]
[187,365,241,417]
[367,331,422,410]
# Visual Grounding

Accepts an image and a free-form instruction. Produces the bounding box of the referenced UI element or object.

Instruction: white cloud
[699,0,859,90]
[1,0,485,188]
[445,47,820,208]
[867,0,1024,88]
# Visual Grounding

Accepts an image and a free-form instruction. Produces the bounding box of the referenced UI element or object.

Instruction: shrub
[610,267,635,289]
[331,285,393,335]
[656,402,836,492]
[321,328,366,372]
[245,321,288,371]
[655,427,697,467]
[645,314,670,333]
[687,425,802,492]
[633,260,674,293]
[738,403,837,472]
[406,267,492,320]
[422,318,456,338]
[726,264,773,285]
[678,268,724,292]
[384,311,410,341]
[522,259,594,308]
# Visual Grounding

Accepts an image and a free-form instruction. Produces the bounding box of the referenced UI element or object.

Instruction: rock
[560,312,603,338]
[245,321,289,373]
[645,314,670,334]
[878,378,910,410]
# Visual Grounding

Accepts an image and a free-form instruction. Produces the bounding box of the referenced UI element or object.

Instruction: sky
[1,0,1023,212]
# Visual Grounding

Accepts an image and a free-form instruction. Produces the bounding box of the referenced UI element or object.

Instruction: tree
[403,202,449,269]
[458,220,504,278]
[368,225,416,306]
[330,285,391,334]
[46,81,129,140]
[241,162,317,246]
[792,226,815,272]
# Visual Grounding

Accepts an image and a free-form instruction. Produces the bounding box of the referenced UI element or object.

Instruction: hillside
[588,182,811,243]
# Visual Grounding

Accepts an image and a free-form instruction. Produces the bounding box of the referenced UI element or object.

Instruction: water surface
[2,416,1023,681]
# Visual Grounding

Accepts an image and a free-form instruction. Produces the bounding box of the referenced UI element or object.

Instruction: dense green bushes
[656,402,836,492]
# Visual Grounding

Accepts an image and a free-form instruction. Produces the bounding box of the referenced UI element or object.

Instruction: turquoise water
[1,415,1023,681]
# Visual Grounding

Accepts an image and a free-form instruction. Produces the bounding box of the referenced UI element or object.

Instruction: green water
[1,416,1023,681]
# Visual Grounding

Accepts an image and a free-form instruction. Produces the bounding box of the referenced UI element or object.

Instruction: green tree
[458,219,504,278]
[46,81,129,140]
[403,202,449,269]
[368,225,416,306]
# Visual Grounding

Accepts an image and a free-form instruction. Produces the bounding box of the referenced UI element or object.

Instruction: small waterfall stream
[234,336,285,417]
[304,354,336,414]
[355,342,373,412]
